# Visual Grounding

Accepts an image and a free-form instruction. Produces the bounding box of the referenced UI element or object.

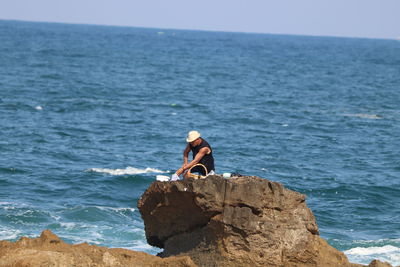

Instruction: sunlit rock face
[0,230,197,267]
[138,175,374,267]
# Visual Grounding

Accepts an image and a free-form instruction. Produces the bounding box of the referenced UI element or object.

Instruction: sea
[0,20,399,266]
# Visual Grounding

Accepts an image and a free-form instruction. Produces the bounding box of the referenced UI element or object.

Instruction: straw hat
[186,130,201,142]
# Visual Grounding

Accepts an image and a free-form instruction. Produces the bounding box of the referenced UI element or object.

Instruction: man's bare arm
[183,144,190,165]
[184,147,210,169]
[175,147,210,176]
[175,144,191,175]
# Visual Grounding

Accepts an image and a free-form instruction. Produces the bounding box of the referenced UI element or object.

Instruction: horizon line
[0,18,396,41]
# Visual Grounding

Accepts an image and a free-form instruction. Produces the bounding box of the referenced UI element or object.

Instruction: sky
[0,0,399,39]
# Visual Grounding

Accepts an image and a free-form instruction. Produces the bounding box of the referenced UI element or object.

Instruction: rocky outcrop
[138,175,392,267]
[0,175,394,267]
[0,230,197,267]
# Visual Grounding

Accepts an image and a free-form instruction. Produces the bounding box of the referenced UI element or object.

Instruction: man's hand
[176,147,209,176]
[175,165,186,176]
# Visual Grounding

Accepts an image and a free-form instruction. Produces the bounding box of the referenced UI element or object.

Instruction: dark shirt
[190,138,215,174]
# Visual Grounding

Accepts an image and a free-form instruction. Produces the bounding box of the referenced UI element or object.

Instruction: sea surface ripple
[0,20,399,265]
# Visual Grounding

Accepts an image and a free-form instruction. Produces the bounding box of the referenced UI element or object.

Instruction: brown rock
[0,175,392,267]
[0,230,197,267]
[368,259,393,267]
[138,175,382,267]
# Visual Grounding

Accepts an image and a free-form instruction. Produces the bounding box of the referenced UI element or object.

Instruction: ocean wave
[344,245,400,266]
[87,166,165,175]
[52,224,154,252]
[47,221,99,231]
[130,240,158,251]
[0,228,21,240]
[59,222,78,230]
[62,233,103,245]
[343,113,382,119]
[0,201,29,210]
[349,238,400,246]
[94,206,135,214]
[99,206,135,212]
[58,205,137,223]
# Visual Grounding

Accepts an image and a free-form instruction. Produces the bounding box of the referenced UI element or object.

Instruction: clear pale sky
[1,0,399,39]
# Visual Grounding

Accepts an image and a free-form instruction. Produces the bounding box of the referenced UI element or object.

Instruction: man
[175,130,215,179]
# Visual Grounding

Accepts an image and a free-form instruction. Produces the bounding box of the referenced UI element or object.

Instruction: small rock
[368,259,393,267]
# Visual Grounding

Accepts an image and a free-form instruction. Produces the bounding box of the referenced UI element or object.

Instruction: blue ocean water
[0,20,399,265]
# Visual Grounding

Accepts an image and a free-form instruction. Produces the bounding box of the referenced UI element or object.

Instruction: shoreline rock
[0,175,395,267]
[0,230,393,267]
[0,230,196,267]
[138,175,393,267]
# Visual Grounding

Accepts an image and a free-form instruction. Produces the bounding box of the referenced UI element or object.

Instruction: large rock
[138,175,389,267]
[0,230,197,267]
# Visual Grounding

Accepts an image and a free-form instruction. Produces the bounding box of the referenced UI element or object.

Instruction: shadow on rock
[138,175,394,267]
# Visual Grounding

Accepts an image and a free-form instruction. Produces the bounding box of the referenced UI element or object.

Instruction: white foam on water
[344,245,400,266]
[60,225,105,245]
[343,113,382,119]
[87,166,165,175]
[119,239,161,253]
[0,201,27,207]
[341,238,400,247]
[0,202,15,210]
[60,222,77,230]
[0,228,21,240]
[94,206,135,213]
[35,105,43,110]
[63,234,102,245]
[50,214,61,221]
[0,201,30,211]
[131,240,157,250]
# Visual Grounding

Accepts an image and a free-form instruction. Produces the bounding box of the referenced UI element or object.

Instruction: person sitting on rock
[175,130,215,179]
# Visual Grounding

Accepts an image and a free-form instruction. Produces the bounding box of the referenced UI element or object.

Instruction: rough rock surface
[368,260,395,267]
[0,230,197,267]
[138,175,392,267]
